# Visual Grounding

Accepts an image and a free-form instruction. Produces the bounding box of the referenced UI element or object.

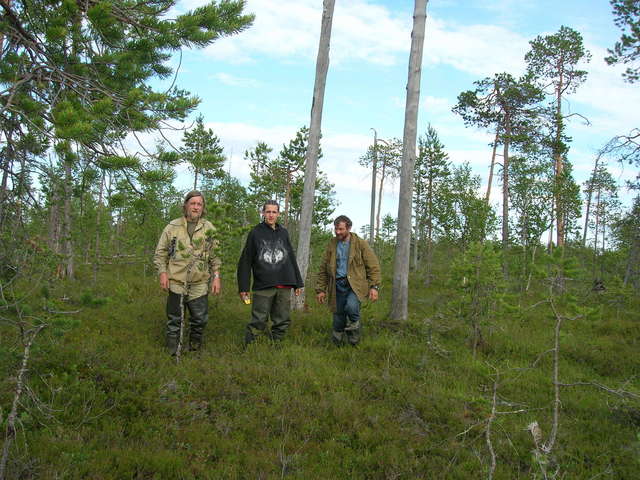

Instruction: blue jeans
[332,278,361,345]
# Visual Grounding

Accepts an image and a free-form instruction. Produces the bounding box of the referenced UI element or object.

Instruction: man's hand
[368,288,379,302]
[210,276,221,295]
[159,272,169,291]
[316,291,326,304]
[294,288,303,296]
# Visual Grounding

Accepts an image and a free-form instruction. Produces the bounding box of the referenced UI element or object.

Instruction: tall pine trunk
[501,123,510,252]
[554,84,565,247]
[61,160,74,278]
[375,159,387,240]
[294,0,335,310]
[369,129,378,243]
[93,171,105,285]
[390,0,428,321]
[0,129,13,231]
[485,129,499,203]
[582,152,602,246]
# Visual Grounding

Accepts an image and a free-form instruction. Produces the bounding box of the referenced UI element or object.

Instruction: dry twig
[0,324,47,480]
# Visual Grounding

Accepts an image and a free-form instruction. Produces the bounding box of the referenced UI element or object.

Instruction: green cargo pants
[166,292,208,352]
[244,287,292,344]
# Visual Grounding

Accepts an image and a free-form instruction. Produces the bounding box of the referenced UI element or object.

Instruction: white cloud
[571,44,639,137]
[212,72,261,88]
[424,18,529,77]
[200,1,530,76]
[420,95,451,116]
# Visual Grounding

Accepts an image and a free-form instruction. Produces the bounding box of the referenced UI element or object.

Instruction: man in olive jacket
[316,215,381,346]
[154,191,221,354]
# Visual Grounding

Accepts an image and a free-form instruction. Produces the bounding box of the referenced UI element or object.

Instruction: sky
[159,0,638,233]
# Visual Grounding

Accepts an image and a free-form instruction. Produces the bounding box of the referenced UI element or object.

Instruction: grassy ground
[1,259,640,479]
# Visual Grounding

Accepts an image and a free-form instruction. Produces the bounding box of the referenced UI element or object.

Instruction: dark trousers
[166,292,208,347]
[245,288,292,344]
[332,278,361,345]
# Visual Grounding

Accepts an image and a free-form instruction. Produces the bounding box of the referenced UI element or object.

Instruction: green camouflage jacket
[153,216,221,296]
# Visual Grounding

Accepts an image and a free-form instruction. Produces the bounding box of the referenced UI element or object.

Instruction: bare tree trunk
[390,0,428,321]
[0,324,46,480]
[93,171,105,285]
[593,187,601,275]
[582,153,602,247]
[294,0,335,310]
[0,130,13,231]
[554,85,565,248]
[485,129,499,203]
[501,124,510,252]
[283,175,291,228]
[547,196,555,251]
[624,230,640,288]
[48,180,61,253]
[424,175,433,286]
[411,219,418,270]
[375,159,387,240]
[61,160,74,278]
[369,128,378,243]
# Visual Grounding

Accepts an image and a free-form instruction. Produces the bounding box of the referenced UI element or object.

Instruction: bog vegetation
[1,1,640,478]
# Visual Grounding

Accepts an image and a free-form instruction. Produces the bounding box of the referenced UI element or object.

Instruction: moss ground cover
[1,262,639,479]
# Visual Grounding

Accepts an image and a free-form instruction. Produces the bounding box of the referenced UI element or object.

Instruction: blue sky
[160,0,638,233]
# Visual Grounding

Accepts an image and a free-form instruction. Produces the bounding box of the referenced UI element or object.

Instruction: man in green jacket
[154,191,221,354]
[316,215,381,346]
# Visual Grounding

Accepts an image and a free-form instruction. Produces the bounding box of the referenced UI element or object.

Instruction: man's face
[263,204,280,227]
[185,196,204,221]
[334,222,351,241]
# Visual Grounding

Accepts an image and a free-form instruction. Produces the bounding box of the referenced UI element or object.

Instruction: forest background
[1,0,640,478]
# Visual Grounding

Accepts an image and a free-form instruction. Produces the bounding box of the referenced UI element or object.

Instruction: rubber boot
[166,335,179,356]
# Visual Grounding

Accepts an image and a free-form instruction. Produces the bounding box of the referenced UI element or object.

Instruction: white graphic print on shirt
[259,238,287,268]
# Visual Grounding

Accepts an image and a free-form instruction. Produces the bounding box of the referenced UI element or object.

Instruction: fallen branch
[558,381,640,400]
[0,323,47,480]
[43,306,82,315]
[486,369,498,480]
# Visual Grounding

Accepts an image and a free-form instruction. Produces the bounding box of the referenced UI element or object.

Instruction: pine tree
[0,0,254,277]
[453,73,543,252]
[606,0,640,83]
[413,125,450,284]
[181,115,225,191]
[525,26,590,247]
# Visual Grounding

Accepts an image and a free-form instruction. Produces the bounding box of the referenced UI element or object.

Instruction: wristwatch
[370,285,379,290]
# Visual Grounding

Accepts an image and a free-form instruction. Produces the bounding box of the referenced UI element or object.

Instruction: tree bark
[93,171,105,285]
[294,0,335,310]
[369,129,378,243]
[390,0,428,321]
[61,159,74,278]
[0,324,46,480]
[0,129,13,231]
[501,122,510,253]
[582,153,602,247]
[554,81,565,247]
[485,129,499,203]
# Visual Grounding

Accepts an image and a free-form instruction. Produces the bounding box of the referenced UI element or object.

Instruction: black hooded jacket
[237,222,304,292]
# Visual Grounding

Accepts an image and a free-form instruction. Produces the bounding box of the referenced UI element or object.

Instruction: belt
[336,277,347,281]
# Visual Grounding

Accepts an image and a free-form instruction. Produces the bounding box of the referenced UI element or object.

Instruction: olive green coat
[316,233,381,312]
[153,216,221,296]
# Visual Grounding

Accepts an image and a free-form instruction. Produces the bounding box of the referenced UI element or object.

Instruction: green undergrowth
[1,262,639,479]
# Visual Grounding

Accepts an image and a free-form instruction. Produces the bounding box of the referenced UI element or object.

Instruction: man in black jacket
[237,200,303,344]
